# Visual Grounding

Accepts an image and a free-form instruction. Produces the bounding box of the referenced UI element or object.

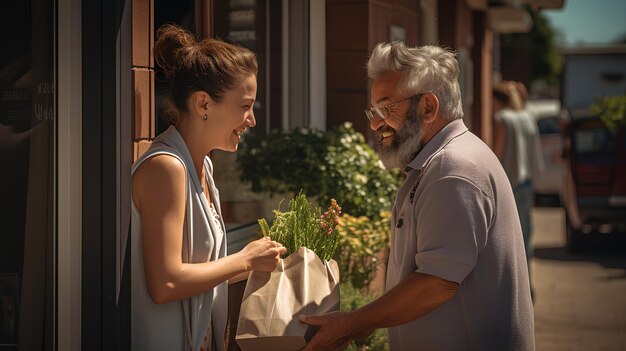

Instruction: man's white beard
[376,112,423,169]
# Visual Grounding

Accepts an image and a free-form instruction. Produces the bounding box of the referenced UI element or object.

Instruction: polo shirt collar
[405,119,468,172]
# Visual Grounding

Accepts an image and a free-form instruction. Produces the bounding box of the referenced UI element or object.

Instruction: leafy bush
[321,123,402,219]
[335,211,391,289]
[237,122,402,220]
[340,282,389,351]
[590,94,626,132]
[237,127,328,196]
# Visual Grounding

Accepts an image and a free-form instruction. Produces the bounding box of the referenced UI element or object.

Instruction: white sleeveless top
[131,126,227,351]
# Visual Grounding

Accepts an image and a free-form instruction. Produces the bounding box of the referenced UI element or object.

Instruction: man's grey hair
[367,42,464,121]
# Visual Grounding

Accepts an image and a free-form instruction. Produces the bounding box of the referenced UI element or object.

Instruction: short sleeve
[414,176,493,284]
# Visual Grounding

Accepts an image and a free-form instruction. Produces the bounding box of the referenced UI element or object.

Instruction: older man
[300,43,534,350]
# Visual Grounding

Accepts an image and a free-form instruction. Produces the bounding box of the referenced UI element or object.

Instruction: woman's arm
[132,155,283,304]
[229,271,250,284]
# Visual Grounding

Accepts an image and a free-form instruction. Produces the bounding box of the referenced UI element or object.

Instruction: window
[212,0,282,230]
[0,1,56,349]
[213,0,275,134]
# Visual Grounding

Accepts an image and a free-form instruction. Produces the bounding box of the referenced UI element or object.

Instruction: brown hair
[154,24,258,116]
[493,84,511,105]
[493,82,523,111]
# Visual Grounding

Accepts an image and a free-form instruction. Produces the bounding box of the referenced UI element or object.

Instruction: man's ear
[421,92,439,123]
[190,91,215,117]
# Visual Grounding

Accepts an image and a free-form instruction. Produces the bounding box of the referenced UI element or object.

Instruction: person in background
[300,42,534,351]
[492,81,544,300]
[131,24,285,351]
[515,81,529,107]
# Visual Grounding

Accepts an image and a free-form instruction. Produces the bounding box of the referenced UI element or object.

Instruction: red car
[560,111,626,251]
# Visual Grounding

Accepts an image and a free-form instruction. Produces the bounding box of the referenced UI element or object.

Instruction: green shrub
[236,127,328,196]
[321,123,402,219]
[340,282,389,351]
[590,94,626,132]
[335,211,391,289]
[237,122,402,220]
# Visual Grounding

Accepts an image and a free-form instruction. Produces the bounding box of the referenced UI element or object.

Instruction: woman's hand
[239,236,286,272]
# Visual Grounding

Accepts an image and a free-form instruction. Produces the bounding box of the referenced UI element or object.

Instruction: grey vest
[131,126,227,351]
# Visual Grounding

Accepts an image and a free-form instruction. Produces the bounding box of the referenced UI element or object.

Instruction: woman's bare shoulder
[132,154,186,210]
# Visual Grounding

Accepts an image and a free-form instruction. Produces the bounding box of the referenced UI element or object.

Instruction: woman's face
[211,73,257,152]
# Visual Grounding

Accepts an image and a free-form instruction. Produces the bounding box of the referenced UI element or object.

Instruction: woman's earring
[203,114,208,120]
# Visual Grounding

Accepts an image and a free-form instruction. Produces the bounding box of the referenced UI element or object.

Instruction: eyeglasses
[365,93,424,121]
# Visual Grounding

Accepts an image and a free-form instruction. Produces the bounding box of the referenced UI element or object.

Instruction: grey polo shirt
[385,119,534,351]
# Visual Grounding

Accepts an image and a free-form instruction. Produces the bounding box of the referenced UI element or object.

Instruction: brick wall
[132,0,154,161]
[326,0,421,137]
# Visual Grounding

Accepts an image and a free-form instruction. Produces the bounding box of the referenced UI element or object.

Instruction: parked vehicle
[559,45,626,251]
[560,110,626,251]
[526,99,563,203]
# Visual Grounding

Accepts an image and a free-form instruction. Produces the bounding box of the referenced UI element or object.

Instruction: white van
[526,99,564,200]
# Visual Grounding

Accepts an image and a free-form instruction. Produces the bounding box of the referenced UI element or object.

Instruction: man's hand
[299,311,373,351]
[299,272,458,350]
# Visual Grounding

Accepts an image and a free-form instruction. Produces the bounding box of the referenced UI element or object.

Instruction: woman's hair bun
[153,23,257,117]
[154,24,198,79]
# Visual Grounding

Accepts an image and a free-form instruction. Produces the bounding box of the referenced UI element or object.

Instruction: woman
[131,24,285,351]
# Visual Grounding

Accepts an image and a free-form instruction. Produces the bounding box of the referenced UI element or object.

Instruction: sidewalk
[531,207,626,350]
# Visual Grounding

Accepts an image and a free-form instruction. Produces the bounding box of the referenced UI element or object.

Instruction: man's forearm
[350,272,459,332]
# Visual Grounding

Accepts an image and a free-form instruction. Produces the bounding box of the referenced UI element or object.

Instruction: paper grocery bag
[235,246,340,351]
